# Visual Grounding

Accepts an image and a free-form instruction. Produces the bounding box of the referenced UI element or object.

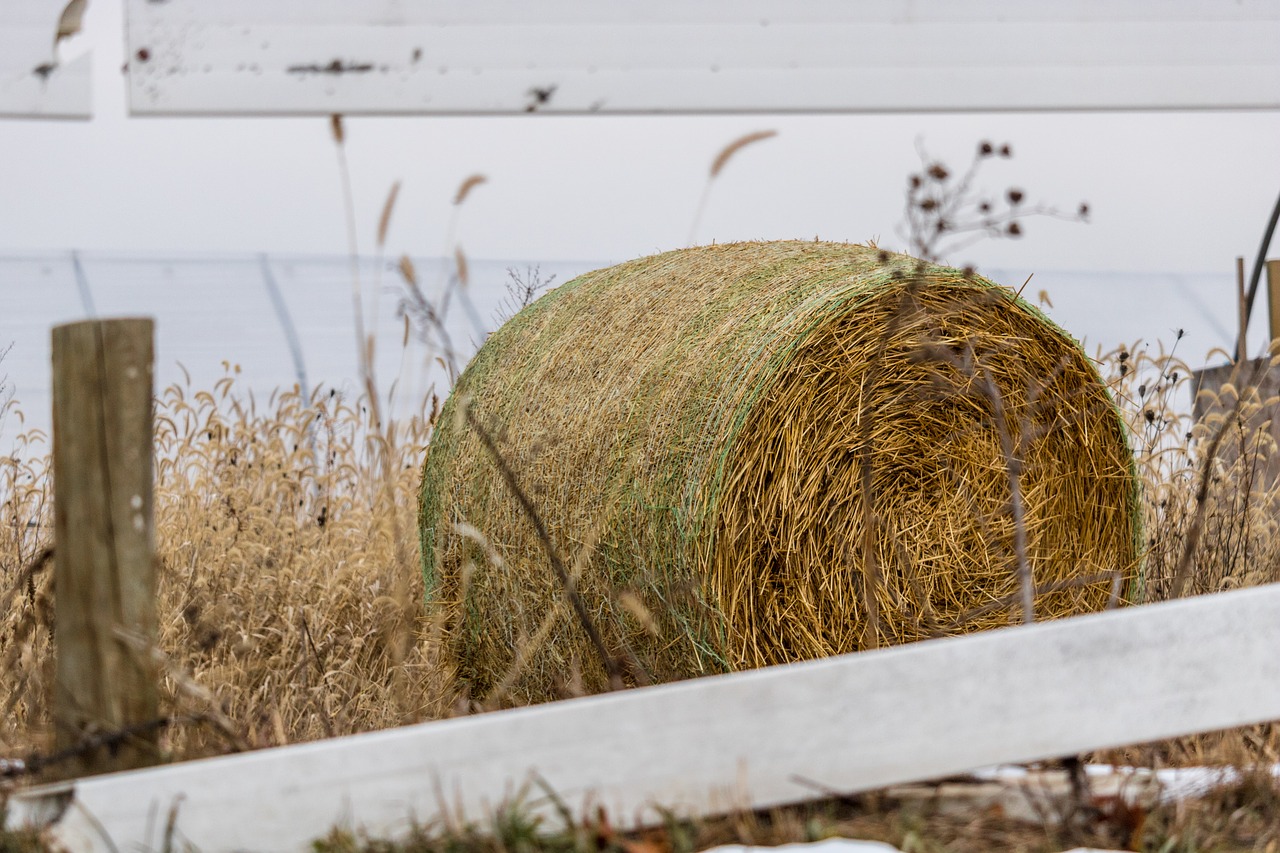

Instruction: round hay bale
[419,241,1139,704]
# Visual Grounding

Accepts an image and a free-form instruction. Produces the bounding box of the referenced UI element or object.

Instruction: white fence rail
[0,0,91,119]
[10,583,1280,852]
[124,0,1280,116]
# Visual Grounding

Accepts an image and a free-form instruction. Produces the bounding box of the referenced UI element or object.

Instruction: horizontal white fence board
[124,0,1280,115]
[0,0,91,119]
[0,52,91,119]
[10,584,1280,852]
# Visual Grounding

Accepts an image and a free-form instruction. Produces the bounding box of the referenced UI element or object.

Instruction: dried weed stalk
[1101,342,1280,602]
[900,139,1090,265]
[688,130,778,245]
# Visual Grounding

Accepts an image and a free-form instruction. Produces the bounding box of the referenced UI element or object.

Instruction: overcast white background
[0,0,1277,272]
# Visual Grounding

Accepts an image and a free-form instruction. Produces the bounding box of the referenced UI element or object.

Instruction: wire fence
[0,251,603,447]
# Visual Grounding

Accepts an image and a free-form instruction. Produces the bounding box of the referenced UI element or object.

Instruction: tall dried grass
[0,369,452,765]
[1102,342,1280,600]
[5,298,1280,770]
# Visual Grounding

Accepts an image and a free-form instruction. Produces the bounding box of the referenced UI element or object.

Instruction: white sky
[1,0,1279,275]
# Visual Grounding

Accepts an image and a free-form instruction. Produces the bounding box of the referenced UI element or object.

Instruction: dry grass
[2,247,1280,779]
[1104,342,1280,602]
[1092,341,1280,770]
[715,271,1135,667]
[0,401,52,756]
[0,369,453,767]
[419,241,1139,705]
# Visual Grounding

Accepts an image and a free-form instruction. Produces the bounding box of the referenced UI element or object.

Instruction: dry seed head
[709,130,777,179]
[454,246,469,287]
[617,592,659,637]
[329,114,345,145]
[398,254,418,287]
[2,372,447,761]
[453,174,488,206]
[452,394,472,434]
[377,181,401,249]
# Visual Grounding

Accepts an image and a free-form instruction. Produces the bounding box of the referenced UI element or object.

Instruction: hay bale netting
[419,241,1140,704]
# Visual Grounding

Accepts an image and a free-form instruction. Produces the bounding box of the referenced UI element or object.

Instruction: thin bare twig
[942,572,1117,631]
[329,114,369,386]
[979,366,1034,624]
[688,130,777,245]
[397,255,461,383]
[852,272,924,649]
[464,405,630,690]
[2,716,172,778]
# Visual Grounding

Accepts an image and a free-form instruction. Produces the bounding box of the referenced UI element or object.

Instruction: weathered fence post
[52,317,159,776]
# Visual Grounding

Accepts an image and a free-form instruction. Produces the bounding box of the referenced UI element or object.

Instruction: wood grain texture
[11,583,1280,852]
[51,317,158,776]
[1267,259,1280,345]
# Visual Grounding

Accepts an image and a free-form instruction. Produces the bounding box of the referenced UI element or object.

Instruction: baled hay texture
[419,241,1140,705]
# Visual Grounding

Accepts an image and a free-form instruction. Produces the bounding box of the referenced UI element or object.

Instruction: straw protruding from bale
[419,241,1140,704]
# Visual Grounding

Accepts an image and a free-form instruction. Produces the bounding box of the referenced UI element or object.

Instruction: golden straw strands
[419,241,1139,705]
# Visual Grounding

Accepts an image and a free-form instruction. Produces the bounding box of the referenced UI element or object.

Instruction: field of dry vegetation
[1,324,1279,757]
[0,365,456,763]
[3,292,1280,851]
[4,136,1280,849]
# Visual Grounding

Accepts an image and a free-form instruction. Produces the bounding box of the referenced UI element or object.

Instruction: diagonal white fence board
[9,584,1280,853]
[0,0,92,119]
[124,0,1280,115]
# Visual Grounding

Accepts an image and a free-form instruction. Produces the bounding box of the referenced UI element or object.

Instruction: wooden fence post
[1192,258,1280,488]
[51,318,159,776]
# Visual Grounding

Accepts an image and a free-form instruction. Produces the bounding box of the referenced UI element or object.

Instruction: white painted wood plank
[0,0,92,119]
[124,0,1280,115]
[10,584,1280,853]
[0,52,91,119]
